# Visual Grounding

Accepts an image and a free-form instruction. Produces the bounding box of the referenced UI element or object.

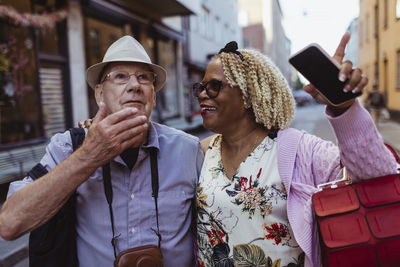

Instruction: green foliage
[293,75,304,91]
[233,244,267,265]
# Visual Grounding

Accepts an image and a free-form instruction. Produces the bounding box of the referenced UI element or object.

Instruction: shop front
[0,0,193,185]
[0,0,69,184]
[82,0,189,123]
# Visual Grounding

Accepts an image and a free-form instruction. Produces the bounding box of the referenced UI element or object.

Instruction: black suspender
[102,163,119,258]
[149,148,162,248]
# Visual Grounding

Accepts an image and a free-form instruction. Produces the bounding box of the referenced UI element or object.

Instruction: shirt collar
[113,121,160,166]
[142,121,160,151]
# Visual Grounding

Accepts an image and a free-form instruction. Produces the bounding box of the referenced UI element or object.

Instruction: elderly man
[0,36,203,266]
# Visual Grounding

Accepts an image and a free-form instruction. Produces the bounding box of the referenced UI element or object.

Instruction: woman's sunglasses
[192,79,231,99]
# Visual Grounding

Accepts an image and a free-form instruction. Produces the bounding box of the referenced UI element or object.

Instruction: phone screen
[289,44,361,106]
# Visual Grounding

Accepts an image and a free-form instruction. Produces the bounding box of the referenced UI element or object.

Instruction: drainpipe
[373,2,379,91]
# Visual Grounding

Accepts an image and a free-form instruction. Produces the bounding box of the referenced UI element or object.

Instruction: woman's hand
[304,32,368,116]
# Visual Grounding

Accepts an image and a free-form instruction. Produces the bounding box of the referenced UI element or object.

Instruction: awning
[132,0,194,16]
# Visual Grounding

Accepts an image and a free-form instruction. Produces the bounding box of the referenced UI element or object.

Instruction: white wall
[188,0,242,66]
[67,1,89,125]
[240,0,292,84]
[344,18,358,67]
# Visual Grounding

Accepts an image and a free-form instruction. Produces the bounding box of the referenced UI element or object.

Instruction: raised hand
[304,32,368,113]
[76,102,149,167]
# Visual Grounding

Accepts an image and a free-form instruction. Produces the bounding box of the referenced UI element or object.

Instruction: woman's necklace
[220,131,267,179]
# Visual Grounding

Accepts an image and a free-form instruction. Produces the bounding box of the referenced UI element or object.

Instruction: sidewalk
[0,234,28,267]
[377,119,400,154]
[163,114,204,132]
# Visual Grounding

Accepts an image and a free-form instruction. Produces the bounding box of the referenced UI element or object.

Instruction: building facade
[345,17,359,68]
[238,0,292,87]
[0,0,195,183]
[358,0,400,115]
[183,0,242,122]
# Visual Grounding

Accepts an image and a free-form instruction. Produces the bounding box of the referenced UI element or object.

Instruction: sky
[279,0,359,56]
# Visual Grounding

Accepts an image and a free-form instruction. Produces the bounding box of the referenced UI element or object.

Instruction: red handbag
[312,147,400,267]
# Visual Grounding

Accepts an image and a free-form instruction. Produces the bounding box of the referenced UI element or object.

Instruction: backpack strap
[69,128,85,151]
[28,163,48,180]
[29,128,85,267]
[27,128,85,180]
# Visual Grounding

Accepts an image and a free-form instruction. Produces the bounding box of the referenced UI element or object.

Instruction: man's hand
[76,103,149,167]
[303,32,368,115]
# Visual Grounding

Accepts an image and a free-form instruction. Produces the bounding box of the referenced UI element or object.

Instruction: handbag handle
[317,167,352,191]
[317,144,400,192]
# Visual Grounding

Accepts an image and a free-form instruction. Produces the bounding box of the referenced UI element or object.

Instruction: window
[223,24,229,44]
[397,50,400,89]
[84,17,124,117]
[34,2,61,55]
[397,0,400,19]
[207,12,213,40]
[201,6,211,39]
[366,14,370,42]
[384,0,388,28]
[156,39,179,119]
[243,38,250,48]
[0,23,41,145]
[190,15,198,32]
[238,11,249,27]
[0,0,52,145]
[374,5,378,37]
[215,16,221,43]
[89,29,101,60]
[199,6,209,37]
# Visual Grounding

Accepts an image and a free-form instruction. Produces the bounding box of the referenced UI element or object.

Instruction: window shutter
[39,67,66,137]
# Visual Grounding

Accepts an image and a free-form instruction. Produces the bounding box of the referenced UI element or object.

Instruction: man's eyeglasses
[192,79,231,99]
[101,71,157,85]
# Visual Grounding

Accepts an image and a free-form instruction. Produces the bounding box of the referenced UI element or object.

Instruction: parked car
[292,90,313,106]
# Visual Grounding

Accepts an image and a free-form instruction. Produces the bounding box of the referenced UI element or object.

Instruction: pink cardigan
[277,101,398,267]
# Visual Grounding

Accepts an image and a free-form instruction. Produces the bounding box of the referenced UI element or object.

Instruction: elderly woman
[194,33,397,267]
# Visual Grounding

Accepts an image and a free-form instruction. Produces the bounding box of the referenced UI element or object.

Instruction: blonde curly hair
[214,49,295,130]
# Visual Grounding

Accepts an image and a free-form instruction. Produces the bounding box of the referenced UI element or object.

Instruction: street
[291,103,400,155]
[291,103,337,143]
[191,103,337,142]
[191,104,337,143]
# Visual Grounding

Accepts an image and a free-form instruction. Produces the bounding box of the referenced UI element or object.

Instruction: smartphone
[289,43,361,106]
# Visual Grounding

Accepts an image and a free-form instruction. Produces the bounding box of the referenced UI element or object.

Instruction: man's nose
[125,75,141,93]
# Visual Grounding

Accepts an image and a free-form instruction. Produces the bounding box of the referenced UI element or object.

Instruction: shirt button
[131,227,136,234]
[130,193,135,200]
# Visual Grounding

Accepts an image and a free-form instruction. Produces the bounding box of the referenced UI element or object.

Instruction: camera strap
[102,147,161,259]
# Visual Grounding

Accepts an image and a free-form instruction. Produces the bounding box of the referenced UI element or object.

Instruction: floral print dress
[197,135,304,267]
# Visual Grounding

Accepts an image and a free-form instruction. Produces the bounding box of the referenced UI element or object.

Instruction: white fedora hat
[86,35,167,91]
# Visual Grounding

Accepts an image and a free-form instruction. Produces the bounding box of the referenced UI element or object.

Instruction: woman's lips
[200,105,216,116]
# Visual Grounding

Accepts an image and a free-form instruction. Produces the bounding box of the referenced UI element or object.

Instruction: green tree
[293,75,304,91]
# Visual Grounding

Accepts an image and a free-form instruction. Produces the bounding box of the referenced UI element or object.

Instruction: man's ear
[94,84,104,105]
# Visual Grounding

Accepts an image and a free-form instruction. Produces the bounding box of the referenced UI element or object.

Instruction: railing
[0,143,47,184]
